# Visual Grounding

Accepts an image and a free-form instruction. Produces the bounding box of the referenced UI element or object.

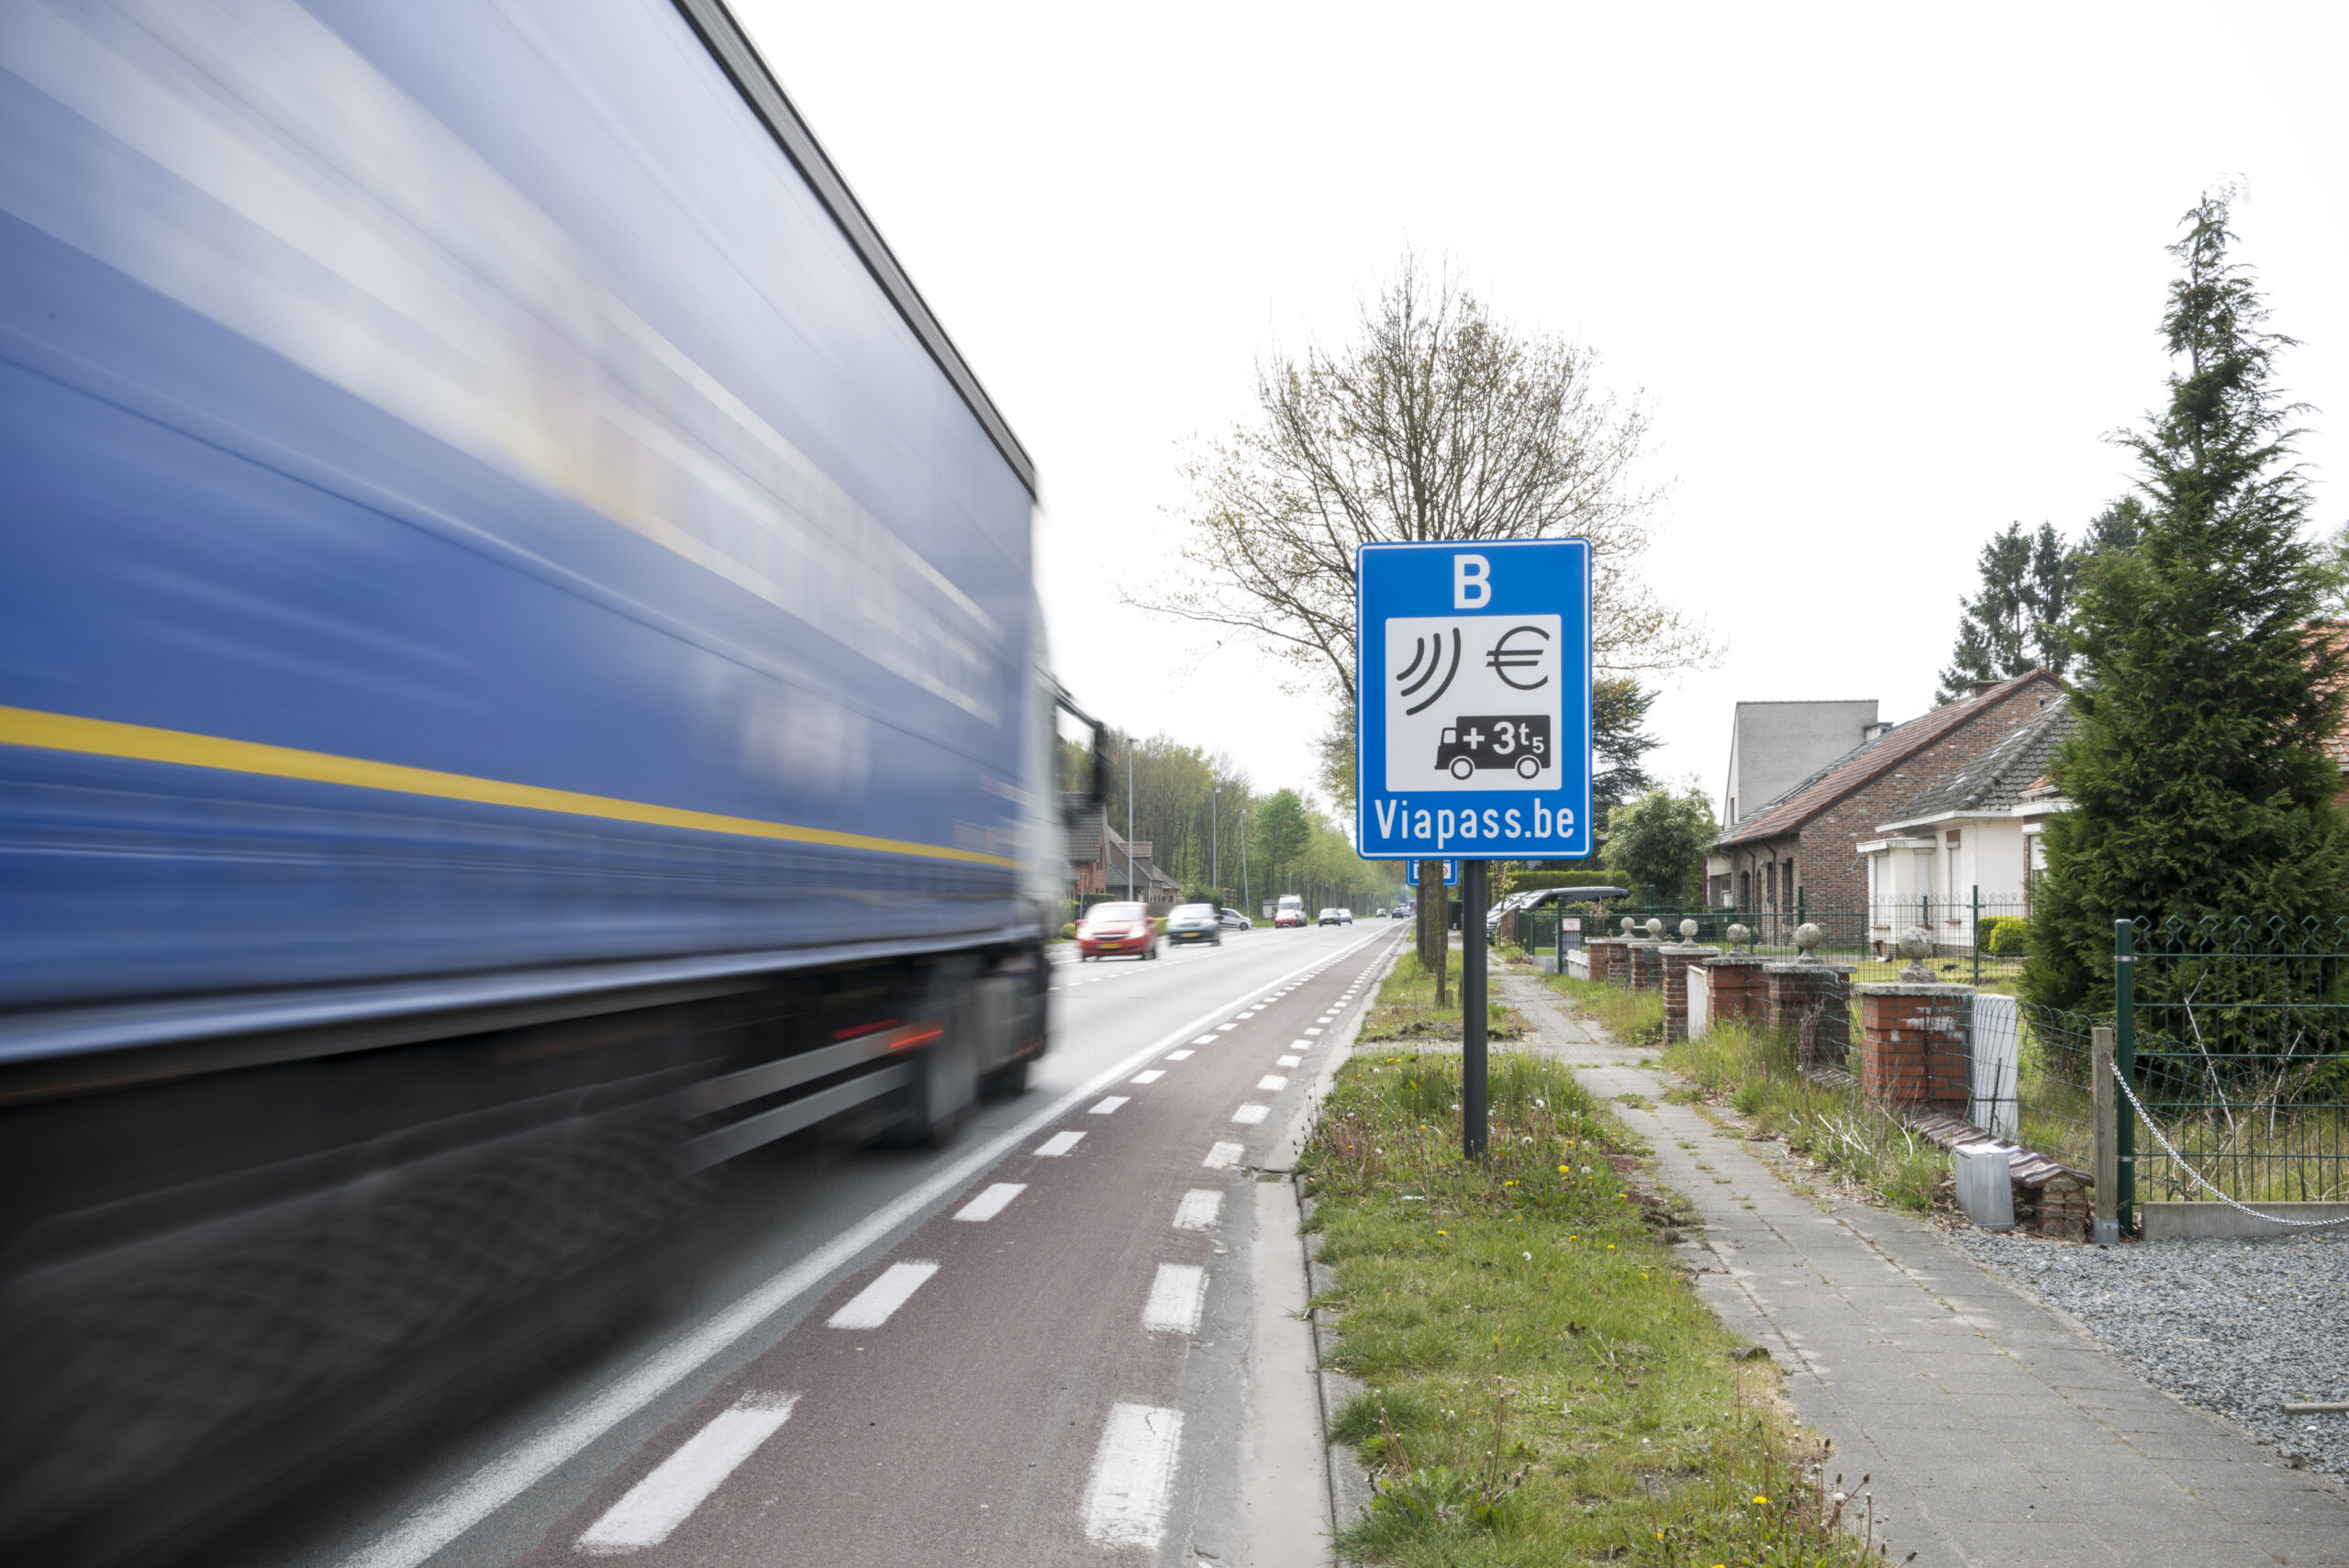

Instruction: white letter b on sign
[1453,554,1491,608]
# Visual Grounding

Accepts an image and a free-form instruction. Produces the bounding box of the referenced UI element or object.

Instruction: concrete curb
[1262,937,1403,1565]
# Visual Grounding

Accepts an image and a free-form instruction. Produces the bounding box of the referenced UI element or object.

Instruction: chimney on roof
[1862,720,1893,743]
[1965,679,2000,698]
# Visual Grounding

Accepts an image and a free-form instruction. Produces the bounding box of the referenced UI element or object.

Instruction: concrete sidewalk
[1496,971,2349,1568]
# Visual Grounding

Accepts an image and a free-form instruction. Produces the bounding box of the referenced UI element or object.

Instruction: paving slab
[1495,971,2349,1568]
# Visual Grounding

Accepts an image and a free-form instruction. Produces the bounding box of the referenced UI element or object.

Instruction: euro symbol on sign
[1485,624,1551,691]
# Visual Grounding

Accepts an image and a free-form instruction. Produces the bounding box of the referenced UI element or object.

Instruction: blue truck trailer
[0,0,1086,1554]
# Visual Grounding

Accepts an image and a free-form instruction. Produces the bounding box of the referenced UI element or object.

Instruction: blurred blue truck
[0,0,1087,1553]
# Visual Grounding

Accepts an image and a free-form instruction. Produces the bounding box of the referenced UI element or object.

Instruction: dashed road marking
[1216,1023,1238,1031]
[1130,1070,1165,1084]
[1256,1074,1289,1091]
[953,1183,1026,1223]
[1164,1050,1194,1061]
[1304,1028,1322,1036]
[1290,1040,1311,1051]
[1275,1054,1302,1067]
[1173,1189,1224,1231]
[1141,1262,1207,1333]
[1035,1130,1086,1157]
[1203,1141,1243,1168]
[827,1262,939,1330]
[573,1392,799,1552]
[1090,1096,1130,1115]
[1193,1035,1218,1046]
[1081,1403,1184,1550]
[1231,1104,1269,1125]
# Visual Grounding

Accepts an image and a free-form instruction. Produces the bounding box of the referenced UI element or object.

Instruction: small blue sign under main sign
[1403,859,1459,887]
[1355,539,1592,862]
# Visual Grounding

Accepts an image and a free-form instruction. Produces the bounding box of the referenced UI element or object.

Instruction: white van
[1275,894,1306,929]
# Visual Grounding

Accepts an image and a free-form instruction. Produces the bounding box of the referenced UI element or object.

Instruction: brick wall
[1858,984,1970,1110]
[1702,955,1768,1029]
[1660,945,1718,1042]
[1765,962,1853,1064]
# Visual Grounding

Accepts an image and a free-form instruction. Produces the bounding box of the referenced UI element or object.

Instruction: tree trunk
[1417,862,1448,1003]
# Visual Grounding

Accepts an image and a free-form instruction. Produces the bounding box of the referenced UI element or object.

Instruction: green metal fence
[2121,917,2349,1206]
[1520,894,2034,988]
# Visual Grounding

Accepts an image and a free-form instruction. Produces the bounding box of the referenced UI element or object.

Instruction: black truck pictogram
[1434,716,1551,780]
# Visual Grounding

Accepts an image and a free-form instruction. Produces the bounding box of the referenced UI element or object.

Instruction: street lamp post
[1125,740,1135,903]
[1211,784,1220,904]
[1239,811,1249,913]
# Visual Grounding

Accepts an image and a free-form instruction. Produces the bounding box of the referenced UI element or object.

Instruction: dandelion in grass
[1753,1495,1767,1506]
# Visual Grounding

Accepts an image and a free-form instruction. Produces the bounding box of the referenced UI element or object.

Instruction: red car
[1077,901,1159,961]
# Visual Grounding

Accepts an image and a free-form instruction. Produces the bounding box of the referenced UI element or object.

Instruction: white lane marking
[1130,1070,1165,1084]
[573,1392,799,1552]
[1216,1023,1238,1031]
[1164,1050,1194,1061]
[1256,1074,1289,1092]
[340,929,1394,1568]
[1193,1035,1218,1046]
[1275,1054,1301,1068]
[1089,1096,1130,1115]
[1081,1403,1185,1550]
[1239,1008,1260,1016]
[1035,1131,1086,1157]
[1141,1262,1208,1333]
[827,1261,939,1330]
[1231,1104,1269,1125]
[1203,1142,1243,1168]
[1173,1189,1224,1231]
[954,1183,1027,1223]
[1290,1040,1311,1051]
[1304,1028,1323,1036]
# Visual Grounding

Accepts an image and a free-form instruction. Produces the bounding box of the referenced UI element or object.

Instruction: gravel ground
[1951,1228,2349,1484]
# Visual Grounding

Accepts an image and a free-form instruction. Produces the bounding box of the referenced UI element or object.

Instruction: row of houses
[1707,670,2076,947]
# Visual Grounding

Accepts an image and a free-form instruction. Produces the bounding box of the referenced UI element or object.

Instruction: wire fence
[2125,917,2349,1205]
[1514,895,2036,989]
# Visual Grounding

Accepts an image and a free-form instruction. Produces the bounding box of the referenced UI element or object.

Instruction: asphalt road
[215,919,1405,1568]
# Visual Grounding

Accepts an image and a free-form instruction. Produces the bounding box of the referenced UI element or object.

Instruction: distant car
[1317,907,1342,926]
[1338,908,1353,924]
[1164,903,1222,946]
[1218,907,1252,931]
[1076,901,1158,961]
[1275,906,1306,929]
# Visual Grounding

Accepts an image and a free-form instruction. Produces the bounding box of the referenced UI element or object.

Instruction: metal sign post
[1354,539,1592,1159]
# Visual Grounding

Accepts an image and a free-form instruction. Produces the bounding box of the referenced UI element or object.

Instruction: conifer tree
[1936,521,2074,700]
[2025,194,2349,1010]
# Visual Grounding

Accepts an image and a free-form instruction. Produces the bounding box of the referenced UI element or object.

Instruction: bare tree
[1131,257,1709,755]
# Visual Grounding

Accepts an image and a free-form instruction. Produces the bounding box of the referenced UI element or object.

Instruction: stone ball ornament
[1679,918,1699,940]
[1621,916,1638,934]
[1644,917,1664,940]
[1898,925,1936,980]
[1727,922,1751,949]
[1793,921,1823,959]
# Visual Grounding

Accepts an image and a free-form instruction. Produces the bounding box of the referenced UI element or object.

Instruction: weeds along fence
[1516,894,2034,989]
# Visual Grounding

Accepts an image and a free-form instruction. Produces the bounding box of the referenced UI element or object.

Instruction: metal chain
[2109,1062,2349,1229]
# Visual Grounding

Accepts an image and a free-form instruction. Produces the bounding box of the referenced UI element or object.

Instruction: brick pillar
[1586,939,1620,984]
[1701,954,1767,1028]
[1763,961,1855,1067]
[1857,983,1973,1110]
[1660,944,1721,1042]
[1624,939,1660,991]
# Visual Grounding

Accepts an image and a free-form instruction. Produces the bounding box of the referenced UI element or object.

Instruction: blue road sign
[1355,539,1591,862]
[1403,859,1459,887]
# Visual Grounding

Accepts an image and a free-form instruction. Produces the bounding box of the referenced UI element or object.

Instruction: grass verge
[1300,1051,1880,1566]
[1661,1022,1949,1214]
[1361,951,1530,1044]
[1544,974,1665,1052]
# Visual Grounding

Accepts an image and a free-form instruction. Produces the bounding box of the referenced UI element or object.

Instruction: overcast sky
[735,0,2349,822]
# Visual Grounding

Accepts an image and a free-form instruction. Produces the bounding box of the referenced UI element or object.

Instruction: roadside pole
[2092,1025,2119,1245]
[2114,918,2136,1235]
[1463,861,1488,1158]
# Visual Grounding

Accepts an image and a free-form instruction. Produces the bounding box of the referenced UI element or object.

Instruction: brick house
[1063,795,1181,913]
[1712,669,2065,916]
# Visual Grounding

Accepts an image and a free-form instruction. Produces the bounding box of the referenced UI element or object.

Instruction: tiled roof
[1717,669,2059,847]
[1879,702,2076,825]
